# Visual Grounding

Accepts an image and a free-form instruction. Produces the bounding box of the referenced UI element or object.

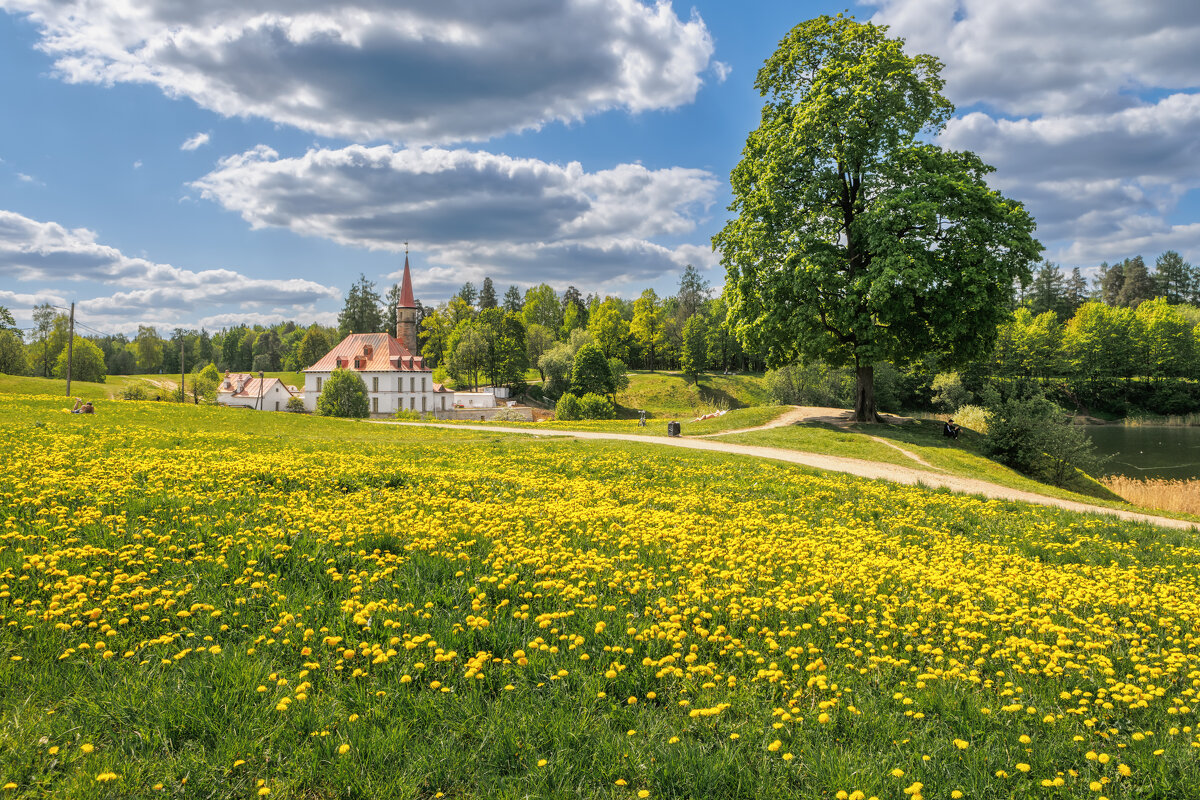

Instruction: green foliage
[316,368,369,418]
[120,384,148,401]
[588,298,630,360]
[766,361,851,407]
[607,358,629,395]
[714,15,1041,421]
[576,392,616,420]
[297,325,331,369]
[569,343,615,398]
[284,396,305,413]
[337,274,384,337]
[931,372,972,413]
[0,329,28,375]
[554,392,581,421]
[983,385,1105,486]
[680,315,708,382]
[521,283,562,331]
[630,289,665,370]
[54,336,107,383]
[951,404,989,434]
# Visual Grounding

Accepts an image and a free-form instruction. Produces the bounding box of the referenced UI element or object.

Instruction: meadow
[2,394,1200,799]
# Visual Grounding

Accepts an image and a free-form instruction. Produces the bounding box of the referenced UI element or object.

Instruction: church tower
[395,251,418,354]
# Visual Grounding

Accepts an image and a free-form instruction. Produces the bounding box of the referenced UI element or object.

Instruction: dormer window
[363,344,373,358]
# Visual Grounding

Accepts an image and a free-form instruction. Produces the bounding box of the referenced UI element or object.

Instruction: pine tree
[503,285,523,313]
[1065,267,1089,313]
[1155,251,1192,305]
[1116,256,1155,308]
[479,277,498,309]
[338,274,384,336]
[1027,262,1067,318]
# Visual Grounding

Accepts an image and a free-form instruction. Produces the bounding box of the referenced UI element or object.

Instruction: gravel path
[376,417,1195,531]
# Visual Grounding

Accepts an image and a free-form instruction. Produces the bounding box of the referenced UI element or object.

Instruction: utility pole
[65,302,75,397]
[181,339,186,404]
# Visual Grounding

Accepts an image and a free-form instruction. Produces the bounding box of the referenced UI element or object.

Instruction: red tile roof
[305,332,429,373]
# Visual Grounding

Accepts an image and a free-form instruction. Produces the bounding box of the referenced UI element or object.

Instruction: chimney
[396,252,418,354]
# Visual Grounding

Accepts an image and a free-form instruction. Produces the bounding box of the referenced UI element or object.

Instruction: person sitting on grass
[943,418,960,439]
[71,398,95,414]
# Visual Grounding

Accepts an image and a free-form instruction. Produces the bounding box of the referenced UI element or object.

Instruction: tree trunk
[854,363,880,423]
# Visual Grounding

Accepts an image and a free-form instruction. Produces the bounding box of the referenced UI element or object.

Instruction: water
[1084,425,1200,480]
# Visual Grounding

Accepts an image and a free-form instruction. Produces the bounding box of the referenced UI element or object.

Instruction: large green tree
[713,15,1041,421]
[337,274,384,337]
[316,368,369,418]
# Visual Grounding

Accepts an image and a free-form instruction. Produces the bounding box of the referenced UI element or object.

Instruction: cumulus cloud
[0,209,340,329]
[181,132,211,151]
[2,0,715,144]
[866,0,1200,265]
[192,144,719,289]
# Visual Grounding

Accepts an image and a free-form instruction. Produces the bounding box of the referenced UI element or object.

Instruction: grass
[617,370,770,417]
[0,373,163,400]
[3,392,1200,798]
[1101,477,1200,515]
[438,405,789,438]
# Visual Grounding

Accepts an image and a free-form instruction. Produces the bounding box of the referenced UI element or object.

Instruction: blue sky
[1,0,1198,335]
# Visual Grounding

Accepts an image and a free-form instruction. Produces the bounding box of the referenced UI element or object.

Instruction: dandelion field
[2,395,1200,799]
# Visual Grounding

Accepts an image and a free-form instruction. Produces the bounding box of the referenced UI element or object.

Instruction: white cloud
[192,144,719,289]
[133,160,143,169]
[16,173,35,183]
[866,0,1200,265]
[2,0,716,144]
[181,132,211,151]
[0,209,341,329]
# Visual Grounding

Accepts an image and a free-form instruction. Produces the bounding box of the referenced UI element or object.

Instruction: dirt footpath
[376,414,1196,531]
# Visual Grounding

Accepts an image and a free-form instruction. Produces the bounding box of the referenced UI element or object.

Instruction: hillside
[616,370,771,416]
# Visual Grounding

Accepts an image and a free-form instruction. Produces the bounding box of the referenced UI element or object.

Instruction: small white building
[217,373,301,412]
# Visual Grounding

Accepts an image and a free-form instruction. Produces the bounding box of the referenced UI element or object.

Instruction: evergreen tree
[338,274,385,336]
[1094,261,1124,306]
[384,282,403,336]
[1026,262,1068,318]
[457,281,478,307]
[221,327,245,372]
[503,285,523,313]
[479,277,498,309]
[1065,267,1089,314]
[1116,255,1155,308]
[1155,250,1192,305]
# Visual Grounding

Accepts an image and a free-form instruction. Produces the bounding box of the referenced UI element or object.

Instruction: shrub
[766,361,851,407]
[121,384,148,401]
[577,393,616,420]
[950,404,989,434]
[393,409,422,421]
[316,368,369,418]
[984,386,1105,486]
[932,372,972,413]
[555,393,581,421]
[285,397,305,413]
[491,408,527,422]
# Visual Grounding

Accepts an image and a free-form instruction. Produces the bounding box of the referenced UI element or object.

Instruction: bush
[577,393,616,420]
[766,361,852,407]
[932,372,972,413]
[950,404,989,434]
[984,387,1105,486]
[285,397,306,413]
[555,393,581,421]
[491,408,527,422]
[121,384,148,401]
[316,368,369,418]
[393,409,423,421]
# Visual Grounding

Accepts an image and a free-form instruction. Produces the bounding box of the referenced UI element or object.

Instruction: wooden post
[65,302,75,397]
[181,339,185,404]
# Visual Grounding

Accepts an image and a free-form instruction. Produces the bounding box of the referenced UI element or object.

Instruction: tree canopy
[316,368,369,418]
[713,15,1041,420]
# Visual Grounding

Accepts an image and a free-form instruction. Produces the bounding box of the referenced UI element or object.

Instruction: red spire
[399,253,416,308]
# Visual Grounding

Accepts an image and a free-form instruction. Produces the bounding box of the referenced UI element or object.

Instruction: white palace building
[302,255,453,416]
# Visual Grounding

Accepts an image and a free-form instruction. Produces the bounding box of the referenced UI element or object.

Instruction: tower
[395,250,418,354]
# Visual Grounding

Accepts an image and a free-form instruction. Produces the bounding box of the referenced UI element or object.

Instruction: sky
[1,0,1198,337]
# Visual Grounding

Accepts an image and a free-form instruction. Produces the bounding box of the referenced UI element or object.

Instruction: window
[422,396,427,412]
[422,376,427,392]
[372,376,379,393]
[410,376,415,392]
[441,396,446,410]
[274,401,279,411]
[316,376,322,392]
[372,397,379,413]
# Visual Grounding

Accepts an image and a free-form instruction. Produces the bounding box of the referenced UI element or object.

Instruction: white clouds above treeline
[0,210,340,332]
[869,0,1200,264]
[1,0,718,144]
[191,144,720,291]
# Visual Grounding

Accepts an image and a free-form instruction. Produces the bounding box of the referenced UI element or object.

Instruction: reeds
[1101,475,1200,515]
[1123,413,1200,427]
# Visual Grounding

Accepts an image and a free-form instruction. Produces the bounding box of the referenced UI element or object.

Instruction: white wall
[304,370,449,415]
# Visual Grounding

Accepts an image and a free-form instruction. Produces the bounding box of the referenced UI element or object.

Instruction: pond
[1084,425,1200,480]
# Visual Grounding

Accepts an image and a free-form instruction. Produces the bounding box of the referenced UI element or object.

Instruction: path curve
[374,420,1195,531]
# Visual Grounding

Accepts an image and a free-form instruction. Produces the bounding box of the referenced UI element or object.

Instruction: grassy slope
[617,371,770,417]
[0,373,163,400]
[446,406,790,438]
